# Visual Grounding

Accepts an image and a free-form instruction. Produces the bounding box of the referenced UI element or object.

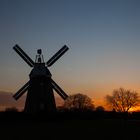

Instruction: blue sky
[0,0,140,106]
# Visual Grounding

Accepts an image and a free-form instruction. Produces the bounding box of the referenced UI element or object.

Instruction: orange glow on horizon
[129,106,140,112]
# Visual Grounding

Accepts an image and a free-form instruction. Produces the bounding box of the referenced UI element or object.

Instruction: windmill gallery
[13,44,69,113]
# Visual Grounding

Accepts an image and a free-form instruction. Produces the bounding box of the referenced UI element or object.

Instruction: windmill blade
[13,81,30,100]
[13,44,35,67]
[51,78,68,100]
[47,45,69,67]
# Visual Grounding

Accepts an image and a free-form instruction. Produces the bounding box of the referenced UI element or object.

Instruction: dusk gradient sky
[0,0,140,108]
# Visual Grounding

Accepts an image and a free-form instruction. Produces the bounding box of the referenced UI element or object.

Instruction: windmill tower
[13,44,69,113]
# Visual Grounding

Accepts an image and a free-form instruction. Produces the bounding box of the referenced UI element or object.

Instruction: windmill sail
[13,44,34,67]
[13,81,30,100]
[51,79,68,100]
[47,45,69,67]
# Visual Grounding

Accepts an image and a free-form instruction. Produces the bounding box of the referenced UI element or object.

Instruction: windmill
[13,44,69,113]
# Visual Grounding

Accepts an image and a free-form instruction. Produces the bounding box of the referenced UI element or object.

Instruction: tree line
[4,87,140,113]
[59,87,140,113]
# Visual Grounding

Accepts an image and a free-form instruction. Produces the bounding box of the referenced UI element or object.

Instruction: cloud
[0,91,25,111]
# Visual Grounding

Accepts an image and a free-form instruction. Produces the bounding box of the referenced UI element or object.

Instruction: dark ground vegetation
[0,111,140,140]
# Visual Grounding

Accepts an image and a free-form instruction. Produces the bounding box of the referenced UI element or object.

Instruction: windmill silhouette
[13,44,69,113]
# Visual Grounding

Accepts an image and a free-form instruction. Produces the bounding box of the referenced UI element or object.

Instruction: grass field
[0,112,140,140]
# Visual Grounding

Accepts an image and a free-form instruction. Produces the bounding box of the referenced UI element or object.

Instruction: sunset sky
[0,0,140,110]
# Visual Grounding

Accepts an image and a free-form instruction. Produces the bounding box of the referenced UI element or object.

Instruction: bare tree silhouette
[105,87,140,112]
[63,93,94,111]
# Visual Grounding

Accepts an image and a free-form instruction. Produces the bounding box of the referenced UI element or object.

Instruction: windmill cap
[30,64,52,78]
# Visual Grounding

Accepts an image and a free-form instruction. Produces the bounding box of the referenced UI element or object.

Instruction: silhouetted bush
[96,106,105,112]
[5,107,18,112]
[62,93,94,112]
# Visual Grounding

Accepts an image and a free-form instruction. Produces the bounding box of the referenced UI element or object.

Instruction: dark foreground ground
[0,111,140,140]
